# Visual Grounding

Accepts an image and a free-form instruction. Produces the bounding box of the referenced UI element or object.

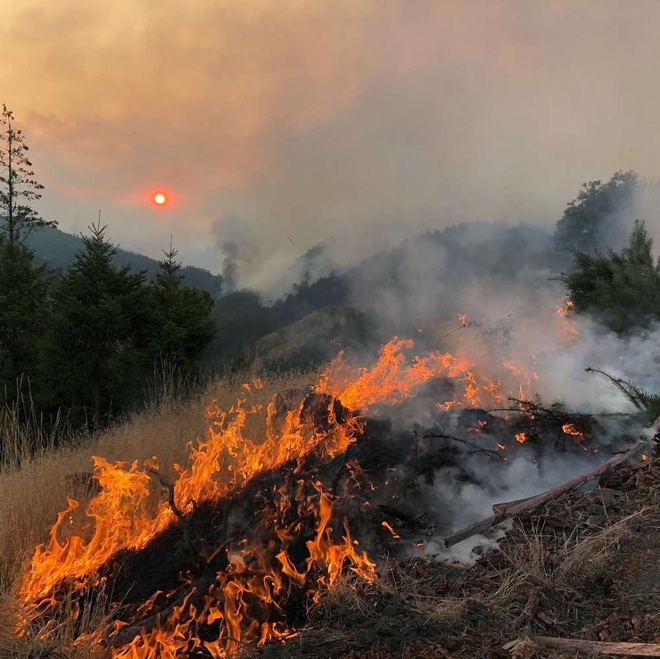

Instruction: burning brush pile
[8,332,651,657]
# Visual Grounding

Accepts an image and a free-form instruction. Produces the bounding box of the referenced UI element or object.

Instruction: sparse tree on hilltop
[0,104,56,243]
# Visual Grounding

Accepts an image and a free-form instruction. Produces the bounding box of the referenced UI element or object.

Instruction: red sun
[152,192,168,206]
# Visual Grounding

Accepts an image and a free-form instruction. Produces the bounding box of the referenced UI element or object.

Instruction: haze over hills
[25,220,562,371]
[27,226,224,298]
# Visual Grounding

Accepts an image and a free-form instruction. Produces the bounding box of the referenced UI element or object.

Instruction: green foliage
[0,237,48,398]
[147,242,215,371]
[554,170,637,257]
[586,367,660,423]
[42,223,149,427]
[562,220,660,333]
[0,104,56,243]
[209,291,274,368]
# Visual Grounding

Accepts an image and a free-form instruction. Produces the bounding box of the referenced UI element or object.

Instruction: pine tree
[43,223,148,428]
[0,104,56,243]
[149,240,215,372]
[0,236,48,398]
[0,105,54,406]
[563,220,660,333]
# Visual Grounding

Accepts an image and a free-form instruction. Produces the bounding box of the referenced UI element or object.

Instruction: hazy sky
[2,0,660,290]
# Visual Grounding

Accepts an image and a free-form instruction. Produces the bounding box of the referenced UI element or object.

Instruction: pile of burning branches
[9,337,648,657]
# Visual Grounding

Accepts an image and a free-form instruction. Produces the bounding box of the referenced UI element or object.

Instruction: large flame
[320,337,537,412]
[15,335,540,655]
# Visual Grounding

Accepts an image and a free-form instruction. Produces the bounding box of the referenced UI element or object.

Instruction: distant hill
[27,226,224,298]
[24,222,556,371]
[208,221,556,369]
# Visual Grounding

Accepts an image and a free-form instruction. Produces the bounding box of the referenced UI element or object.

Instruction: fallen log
[444,446,639,547]
[491,493,540,515]
[506,635,660,656]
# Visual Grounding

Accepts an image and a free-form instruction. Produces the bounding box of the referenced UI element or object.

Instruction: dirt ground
[259,454,660,658]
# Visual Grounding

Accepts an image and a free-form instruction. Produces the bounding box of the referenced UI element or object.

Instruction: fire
[381,521,401,539]
[556,297,578,344]
[557,298,574,318]
[320,337,537,413]
[17,392,367,651]
[15,335,542,655]
[502,361,538,400]
[562,422,585,438]
[114,487,375,657]
[515,432,527,444]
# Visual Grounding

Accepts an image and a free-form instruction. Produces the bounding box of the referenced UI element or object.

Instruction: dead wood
[111,569,219,647]
[424,433,504,461]
[492,494,541,515]
[507,635,660,656]
[444,447,639,547]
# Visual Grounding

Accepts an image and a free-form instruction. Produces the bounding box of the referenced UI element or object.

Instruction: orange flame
[320,338,536,413]
[381,521,401,539]
[16,335,543,654]
[515,432,527,444]
[556,297,578,344]
[562,423,585,438]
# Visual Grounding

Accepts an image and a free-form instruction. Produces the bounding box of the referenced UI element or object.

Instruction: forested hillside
[27,226,224,297]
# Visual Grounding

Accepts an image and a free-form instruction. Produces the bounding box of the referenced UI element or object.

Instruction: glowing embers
[556,296,578,344]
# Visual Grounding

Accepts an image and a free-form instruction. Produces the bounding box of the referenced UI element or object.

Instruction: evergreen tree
[43,223,148,428]
[0,104,56,243]
[0,105,54,406]
[149,241,215,372]
[563,220,660,333]
[0,236,48,398]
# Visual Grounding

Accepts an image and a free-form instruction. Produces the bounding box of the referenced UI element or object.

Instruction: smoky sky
[3,0,660,291]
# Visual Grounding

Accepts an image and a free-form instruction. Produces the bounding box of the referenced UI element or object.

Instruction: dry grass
[0,370,313,597]
[0,584,114,659]
[481,506,653,627]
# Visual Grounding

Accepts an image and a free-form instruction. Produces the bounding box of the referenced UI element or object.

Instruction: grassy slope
[0,372,312,596]
[1,371,658,658]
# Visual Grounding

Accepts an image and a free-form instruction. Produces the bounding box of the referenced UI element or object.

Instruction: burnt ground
[254,454,660,659]
[15,391,658,659]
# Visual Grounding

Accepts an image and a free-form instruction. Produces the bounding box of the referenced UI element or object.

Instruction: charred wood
[507,636,660,656]
[444,446,640,547]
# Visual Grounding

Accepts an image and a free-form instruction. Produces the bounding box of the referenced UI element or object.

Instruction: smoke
[3,1,660,280]
[212,217,263,293]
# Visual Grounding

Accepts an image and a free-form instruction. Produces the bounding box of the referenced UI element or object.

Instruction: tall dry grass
[0,369,314,597]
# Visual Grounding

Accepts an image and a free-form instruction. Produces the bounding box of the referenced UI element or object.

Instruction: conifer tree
[0,104,56,243]
[563,220,660,333]
[43,223,148,428]
[149,240,215,372]
[0,105,54,403]
[0,236,48,397]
